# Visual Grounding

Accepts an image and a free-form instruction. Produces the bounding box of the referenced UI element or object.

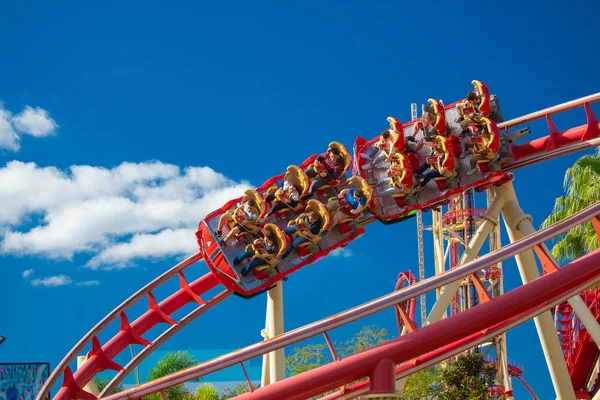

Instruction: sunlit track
[497,93,600,129]
[232,250,600,400]
[98,202,600,400]
[98,290,232,397]
[37,252,204,400]
[503,137,600,172]
[42,91,600,400]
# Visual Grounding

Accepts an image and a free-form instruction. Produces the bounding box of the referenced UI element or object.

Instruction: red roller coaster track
[39,91,600,400]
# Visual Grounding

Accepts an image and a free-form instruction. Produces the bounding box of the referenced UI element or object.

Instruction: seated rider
[303,147,345,199]
[412,110,438,148]
[362,117,417,170]
[281,209,323,259]
[327,187,367,230]
[456,91,483,135]
[465,118,500,175]
[376,153,415,197]
[414,136,456,192]
[264,179,301,216]
[232,226,281,277]
[361,130,394,170]
[216,199,261,246]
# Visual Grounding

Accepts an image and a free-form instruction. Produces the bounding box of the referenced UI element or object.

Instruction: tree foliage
[285,325,390,378]
[143,351,198,400]
[437,353,503,400]
[93,376,124,395]
[399,368,440,400]
[221,383,259,399]
[541,148,600,263]
[193,383,219,400]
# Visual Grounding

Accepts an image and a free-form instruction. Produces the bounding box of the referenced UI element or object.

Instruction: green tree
[93,376,124,395]
[399,367,440,400]
[541,148,600,263]
[193,383,219,400]
[285,325,390,377]
[437,353,502,400]
[221,383,259,399]
[285,343,331,377]
[339,325,390,357]
[284,325,390,399]
[143,351,198,400]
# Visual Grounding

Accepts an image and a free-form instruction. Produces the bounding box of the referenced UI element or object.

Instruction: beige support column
[76,356,100,396]
[260,318,270,387]
[425,193,505,325]
[495,183,576,400]
[267,282,285,383]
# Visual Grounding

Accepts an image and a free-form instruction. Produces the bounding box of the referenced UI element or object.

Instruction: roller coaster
[37,83,600,399]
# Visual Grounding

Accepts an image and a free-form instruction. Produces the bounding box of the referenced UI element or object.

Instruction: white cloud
[330,248,353,257]
[0,161,251,269]
[87,228,198,269]
[22,268,35,279]
[76,280,100,286]
[0,108,19,151]
[0,104,57,151]
[12,106,58,137]
[30,275,72,287]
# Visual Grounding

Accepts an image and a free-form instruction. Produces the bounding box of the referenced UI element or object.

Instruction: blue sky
[1,0,599,398]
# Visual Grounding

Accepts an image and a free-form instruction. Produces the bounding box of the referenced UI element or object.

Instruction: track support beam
[495,182,576,400]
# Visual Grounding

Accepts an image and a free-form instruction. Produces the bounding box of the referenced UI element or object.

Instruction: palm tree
[541,148,600,263]
[143,351,198,400]
[193,383,219,400]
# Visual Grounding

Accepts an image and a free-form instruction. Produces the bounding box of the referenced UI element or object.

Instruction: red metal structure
[38,87,600,400]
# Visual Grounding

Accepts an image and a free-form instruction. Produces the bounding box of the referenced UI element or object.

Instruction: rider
[413,110,439,147]
[264,179,301,216]
[414,136,456,191]
[456,91,483,135]
[377,153,415,197]
[232,229,280,277]
[465,118,500,175]
[303,147,345,199]
[361,130,394,170]
[281,209,323,259]
[216,199,261,246]
[327,187,367,230]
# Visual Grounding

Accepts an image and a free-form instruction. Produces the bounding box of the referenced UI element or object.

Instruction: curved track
[39,92,600,400]
[95,202,600,399]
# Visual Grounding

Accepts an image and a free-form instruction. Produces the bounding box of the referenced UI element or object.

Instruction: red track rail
[38,253,229,400]
[41,92,600,400]
[99,202,600,400]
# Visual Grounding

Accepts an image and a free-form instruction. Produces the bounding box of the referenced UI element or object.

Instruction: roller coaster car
[335,176,372,234]
[309,142,352,192]
[197,154,364,298]
[472,79,491,117]
[226,189,266,240]
[246,224,288,280]
[265,166,310,214]
[354,82,510,225]
[288,199,330,257]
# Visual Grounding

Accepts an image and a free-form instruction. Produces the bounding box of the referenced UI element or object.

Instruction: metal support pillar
[76,356,100,396]
[362,358,401,399]
[266,282,285,383]
[426,193,505,325]
[495,182,576,400]
[260,316,270,387]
